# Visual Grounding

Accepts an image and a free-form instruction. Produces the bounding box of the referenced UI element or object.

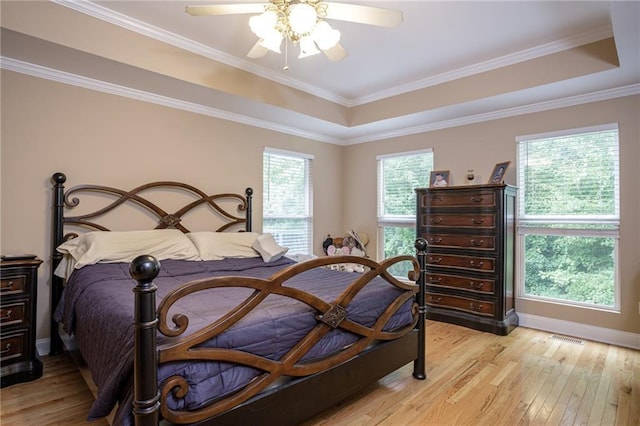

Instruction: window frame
[262,147,314,255]
[515,123,620,311]
[376,149,433,261]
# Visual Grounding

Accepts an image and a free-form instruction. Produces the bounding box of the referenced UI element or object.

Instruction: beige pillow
[252,233,289,263]
[186,232,260,260]
[56,229,200,269]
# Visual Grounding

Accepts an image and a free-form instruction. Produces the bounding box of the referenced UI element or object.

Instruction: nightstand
[1,257,43,387]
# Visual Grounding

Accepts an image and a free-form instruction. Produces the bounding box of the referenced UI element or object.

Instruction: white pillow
[252,233,288,263]
[56,229,200,269]
[186,232,260,261]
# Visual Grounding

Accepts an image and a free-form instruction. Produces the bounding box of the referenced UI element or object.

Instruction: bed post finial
[245,187,253,232]
[413,237,428,380]
[130,255,161,425]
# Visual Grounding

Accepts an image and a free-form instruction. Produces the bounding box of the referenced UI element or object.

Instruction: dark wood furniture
[50,172,427,425]
[416,184,518,335]
[1,257,43,387]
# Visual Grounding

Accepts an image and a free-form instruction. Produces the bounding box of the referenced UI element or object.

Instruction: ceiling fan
[185,1,403,62]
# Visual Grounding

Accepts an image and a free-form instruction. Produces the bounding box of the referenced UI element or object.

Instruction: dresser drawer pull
[4,281,14,289]
[470,196,484,202]
[471,218,485,225]
[469,281,484,290]
[469,239,484,247]
[428,297,442,303]
[469,260,484,268]
[430,218,443,224]
[429,257,442,264]
[428,277,442,283]
[470,302,484,311]
[0,343,11,355]
[1,310,13,321]
[429,237,443,243]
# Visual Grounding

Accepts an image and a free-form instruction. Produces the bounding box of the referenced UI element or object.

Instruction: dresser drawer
[0,275,26,296]
[426,273,495,294]
[421,213,496,229]
[0,302,27,327]
[422,233,496,250]
[421,190,497,209]
[0,333,26,363]
[427,253,495,272]
[426,293,495,317]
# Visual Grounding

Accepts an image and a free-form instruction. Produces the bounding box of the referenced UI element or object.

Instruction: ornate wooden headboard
[49,172,253,355]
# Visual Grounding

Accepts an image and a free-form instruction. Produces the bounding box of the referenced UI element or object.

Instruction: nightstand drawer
[426,293,495,317]
[0,302,26,327]
[0,275,26,296]
[0,333,26,362]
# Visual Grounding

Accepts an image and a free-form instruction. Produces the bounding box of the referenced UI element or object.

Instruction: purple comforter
[55,257,414,425]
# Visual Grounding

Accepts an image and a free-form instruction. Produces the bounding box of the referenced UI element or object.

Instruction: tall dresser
[416,184,518,335]
[1,257,43,387]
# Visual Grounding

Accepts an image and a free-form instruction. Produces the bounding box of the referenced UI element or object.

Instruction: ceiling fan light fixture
[249,10,278,38]
[312,20,340,50]
[259,32,284,53]
[288,3,318,35]
[298,36,321,58]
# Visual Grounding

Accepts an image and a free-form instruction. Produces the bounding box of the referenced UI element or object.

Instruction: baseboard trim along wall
[36,314,640,356]
[518,313,640,350]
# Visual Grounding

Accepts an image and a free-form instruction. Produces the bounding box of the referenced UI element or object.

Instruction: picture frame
[488,161,510,184]
[430,170,450,188]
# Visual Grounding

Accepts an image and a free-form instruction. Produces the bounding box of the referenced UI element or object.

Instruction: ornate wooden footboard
[49,172,427,426]
[130,246,427,425]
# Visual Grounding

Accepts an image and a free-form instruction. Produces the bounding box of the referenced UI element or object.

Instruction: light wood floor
[1,322,638,425]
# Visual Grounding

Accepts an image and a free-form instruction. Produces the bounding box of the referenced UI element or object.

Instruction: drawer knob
[469,260,484,268]
[471,218,485,225]
[0,343,11,355]
[431,218,443,224]
[1,309,13,321]
[429,257,442,264]
[428,277,442,283]
[469,281,484,289]
[4,281,14,289]
[470,302,484,311]
[470,239,484,247]
[428,296,442,303]
[429,237,443,243]
[470,196,484,202]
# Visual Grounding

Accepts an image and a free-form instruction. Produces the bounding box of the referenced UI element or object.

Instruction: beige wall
[0,70,344,340]
[2,69,639,341]
[343,95,640,335]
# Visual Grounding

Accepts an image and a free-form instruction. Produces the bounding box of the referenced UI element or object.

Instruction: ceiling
[1,1,639,144]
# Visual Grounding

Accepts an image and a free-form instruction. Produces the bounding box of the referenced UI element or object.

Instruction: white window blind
[376,150,433,276]
[516,124,620,309]
[263,148,313,254]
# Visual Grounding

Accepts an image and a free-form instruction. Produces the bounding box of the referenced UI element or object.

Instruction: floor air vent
[551,334,584,345]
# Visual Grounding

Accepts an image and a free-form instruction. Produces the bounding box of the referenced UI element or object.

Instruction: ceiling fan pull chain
[283,40,289,71]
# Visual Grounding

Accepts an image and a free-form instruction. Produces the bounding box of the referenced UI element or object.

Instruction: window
[377,150,433,276]
[517,124,620,309]
[263,148,313,254]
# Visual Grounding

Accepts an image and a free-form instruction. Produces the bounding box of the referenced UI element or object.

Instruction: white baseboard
[37,333,77,356]
[518,313,640,350]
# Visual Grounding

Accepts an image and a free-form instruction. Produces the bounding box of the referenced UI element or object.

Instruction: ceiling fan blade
[323,2,403,27]
[185,4,266,16]
[247,40,269,58]
[321,42,347,62]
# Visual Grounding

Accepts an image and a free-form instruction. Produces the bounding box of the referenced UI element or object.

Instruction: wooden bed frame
[49,172,427,426]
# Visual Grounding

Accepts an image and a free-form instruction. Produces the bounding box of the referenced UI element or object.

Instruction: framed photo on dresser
[430,170,450,187]
[489,161,510,184]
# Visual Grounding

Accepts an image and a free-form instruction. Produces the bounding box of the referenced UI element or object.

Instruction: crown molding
[343,83,640,145]
[1,57,341,145]
[3,57,638,146]
[52,0,615,110]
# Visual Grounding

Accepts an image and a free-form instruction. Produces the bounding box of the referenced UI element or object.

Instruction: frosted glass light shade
[259,31,284,53]
[312,21,340,50]
[288,3,317,35]
[249,11,278,39]
[298,36,320,58]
